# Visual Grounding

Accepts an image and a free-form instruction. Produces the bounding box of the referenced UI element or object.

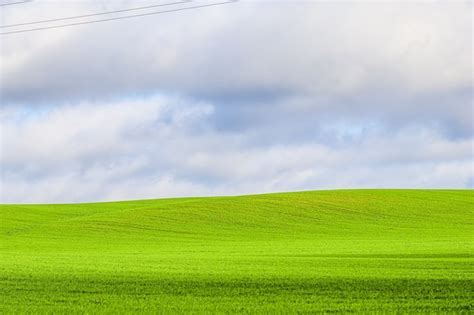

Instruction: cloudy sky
[0,0,472,203]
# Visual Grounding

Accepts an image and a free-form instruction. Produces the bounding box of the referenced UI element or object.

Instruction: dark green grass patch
[2,275,472,313]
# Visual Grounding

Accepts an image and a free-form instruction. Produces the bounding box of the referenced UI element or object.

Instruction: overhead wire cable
[1,0,191,28]
[0,0,32,7]
[0,0,237,35]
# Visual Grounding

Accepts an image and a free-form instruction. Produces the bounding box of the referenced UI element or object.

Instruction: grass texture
[1,189,473,313]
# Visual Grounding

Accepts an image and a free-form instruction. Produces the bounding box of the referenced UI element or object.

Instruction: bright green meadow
[1,189,473,313]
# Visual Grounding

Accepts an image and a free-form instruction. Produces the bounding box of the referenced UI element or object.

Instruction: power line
[1,0,190,28]
[0,0,237,35]
[0,0,32,7]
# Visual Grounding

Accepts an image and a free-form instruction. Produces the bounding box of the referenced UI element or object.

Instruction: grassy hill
[1,189,472,313]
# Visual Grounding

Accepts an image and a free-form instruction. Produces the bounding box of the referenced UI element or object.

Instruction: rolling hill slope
[1,189,473,313]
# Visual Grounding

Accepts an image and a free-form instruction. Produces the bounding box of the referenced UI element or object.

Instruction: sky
[0,0,472,203]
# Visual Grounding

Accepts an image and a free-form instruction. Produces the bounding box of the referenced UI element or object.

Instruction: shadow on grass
[2,275,472,313]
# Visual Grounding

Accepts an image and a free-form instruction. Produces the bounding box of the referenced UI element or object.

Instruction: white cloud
[1,96,472,203]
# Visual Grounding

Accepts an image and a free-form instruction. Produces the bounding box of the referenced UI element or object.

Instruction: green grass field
[1,189,472,313]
